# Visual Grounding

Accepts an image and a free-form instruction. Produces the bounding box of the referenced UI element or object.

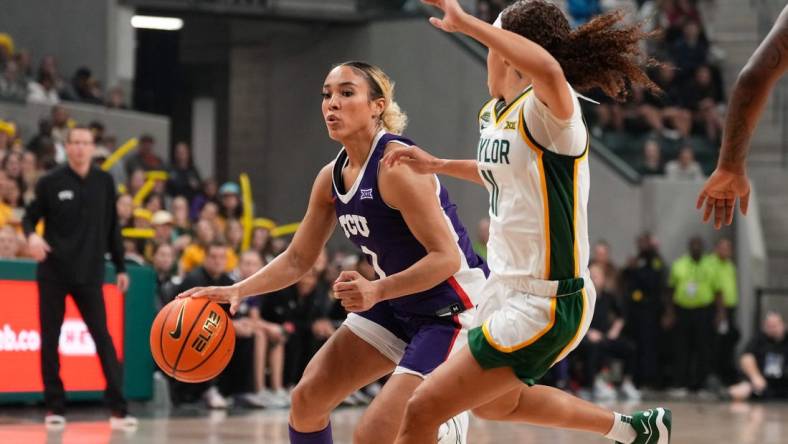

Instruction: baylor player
[386,1,671,443]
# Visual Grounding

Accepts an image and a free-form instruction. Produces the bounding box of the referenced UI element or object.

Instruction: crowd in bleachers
[0,33,128,108]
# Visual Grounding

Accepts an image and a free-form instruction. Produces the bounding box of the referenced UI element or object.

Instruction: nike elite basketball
[150,298,236,383]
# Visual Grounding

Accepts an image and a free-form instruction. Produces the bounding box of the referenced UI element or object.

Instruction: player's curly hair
[501,0,660,101]
[338,61,408,135]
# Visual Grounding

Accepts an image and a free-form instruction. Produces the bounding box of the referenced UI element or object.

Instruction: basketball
[149,298,235,383]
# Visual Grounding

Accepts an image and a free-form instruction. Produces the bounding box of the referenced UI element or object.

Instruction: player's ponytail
[501,0,660,101]
[339,61,408,135]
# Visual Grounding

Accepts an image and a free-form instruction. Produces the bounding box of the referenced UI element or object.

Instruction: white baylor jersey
[476,85,590,281]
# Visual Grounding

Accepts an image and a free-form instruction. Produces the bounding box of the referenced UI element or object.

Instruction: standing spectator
[728,312,788,401]
[578,264,641,401]
[166,142,202,201]
[638,138,665,176]
[665,145,705,180]
[124,134,163,176]
[708,237,740,385]
[667,236,716,395]
[22,125,136,428]
[620,232,667,389]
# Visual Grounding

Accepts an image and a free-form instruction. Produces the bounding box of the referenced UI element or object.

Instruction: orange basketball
[150,298,235,383]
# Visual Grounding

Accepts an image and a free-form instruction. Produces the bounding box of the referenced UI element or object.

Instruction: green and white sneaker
[617,408,672,444]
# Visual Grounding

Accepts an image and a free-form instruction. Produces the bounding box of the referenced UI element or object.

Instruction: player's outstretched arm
[422,0,573,119]
[333,151,462,312]
[382,144,483,186]
[178,164,337,313]
[697,4,787,228]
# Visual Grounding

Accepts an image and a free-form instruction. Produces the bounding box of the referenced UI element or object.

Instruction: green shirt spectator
[707,254,738,308]
[669,254,717,309]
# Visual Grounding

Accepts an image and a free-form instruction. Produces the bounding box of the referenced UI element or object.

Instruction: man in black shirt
[22,125,134,429]
[729,312,788,401]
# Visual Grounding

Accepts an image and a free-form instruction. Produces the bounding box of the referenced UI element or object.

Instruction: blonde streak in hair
[372,72,407,135]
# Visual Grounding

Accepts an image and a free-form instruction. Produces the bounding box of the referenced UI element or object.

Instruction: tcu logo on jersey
[338,214,370,238]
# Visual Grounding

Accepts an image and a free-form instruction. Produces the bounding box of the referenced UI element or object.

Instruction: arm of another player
[179,164,337,313]
[422,0,574,119]
[381,145,483,186]
[697,5,788,228]
[333,152,462,312]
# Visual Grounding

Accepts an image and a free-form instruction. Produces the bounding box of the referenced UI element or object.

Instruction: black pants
[626,305,662,388]
[284,327,324,387]
[38,279,126,414]
[713,307,740,385]
[673,306,715,390]
[580,337,637,387]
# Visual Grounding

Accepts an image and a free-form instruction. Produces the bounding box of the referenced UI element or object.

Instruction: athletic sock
[289,422,333,444]
[604,412,636,443]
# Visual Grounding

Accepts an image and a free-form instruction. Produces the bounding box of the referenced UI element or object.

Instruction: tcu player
[179,61,487,444]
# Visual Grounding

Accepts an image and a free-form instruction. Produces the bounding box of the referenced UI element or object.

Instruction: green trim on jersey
[493,88,532,123]
[480,169,500,216]
[468,290,586,385]
[540,153,577,280]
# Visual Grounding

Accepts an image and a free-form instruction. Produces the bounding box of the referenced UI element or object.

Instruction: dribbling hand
[696,167,751,229]
[382,145,445,175]
[177,285,242,315]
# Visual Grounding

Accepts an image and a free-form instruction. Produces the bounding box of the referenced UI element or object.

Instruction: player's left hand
[333,270,382,312]
[696,167,750,229]
[421,0,471,33]
[116,273,130,293]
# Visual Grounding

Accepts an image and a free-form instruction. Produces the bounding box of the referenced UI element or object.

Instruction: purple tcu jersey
[331,130,488,317]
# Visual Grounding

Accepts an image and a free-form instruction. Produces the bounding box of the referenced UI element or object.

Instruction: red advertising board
[0,280,124,393]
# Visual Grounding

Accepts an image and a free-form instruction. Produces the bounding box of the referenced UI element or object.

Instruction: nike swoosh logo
[169,301,187,339]
[640,419,649,434]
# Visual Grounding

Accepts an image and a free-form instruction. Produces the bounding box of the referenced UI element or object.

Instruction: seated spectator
[590,239,620,293]
[147,210,176,260]
[226,218,244,255]
[0,224,21,258]
[684,64,724,142]
[190,177,219,221]
[13,50,32,83]
[152,242,178,309]
[20,151,39,205]
[62,66,103,104]
[105,85,128,109]
[199,201,223,235]
[577,264,641,401]
[27,72,60,105]
[37,55,67,97]
[166,142,202,200]
[124,134,163,177]
[0,60,28,102]
[126,168,146,197]
[0,33,13,70]
[729,312,788,401]
[250,223,274,263]
[171,242,236,408]
[219,182,243,223]
[234,250,289,408]
[171,195,192,238]
[143,192,165,214]
[665,145,704,180]
[638,138,664,176]
[116,193,134,228]
[180,219,237,275]
[641,64,692,138]
[3,151,25,194]
[671,20,709,79]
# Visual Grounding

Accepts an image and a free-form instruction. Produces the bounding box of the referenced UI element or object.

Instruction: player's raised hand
[177,285,242,315]
[421,0,471,33]
[382,145,445,175]
[333,270,382,312]
[696,167,751,229]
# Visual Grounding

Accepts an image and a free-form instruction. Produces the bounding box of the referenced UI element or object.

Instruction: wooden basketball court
[1,401,786,443]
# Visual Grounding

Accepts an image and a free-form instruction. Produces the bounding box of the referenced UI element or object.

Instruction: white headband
[493,12,503,29]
